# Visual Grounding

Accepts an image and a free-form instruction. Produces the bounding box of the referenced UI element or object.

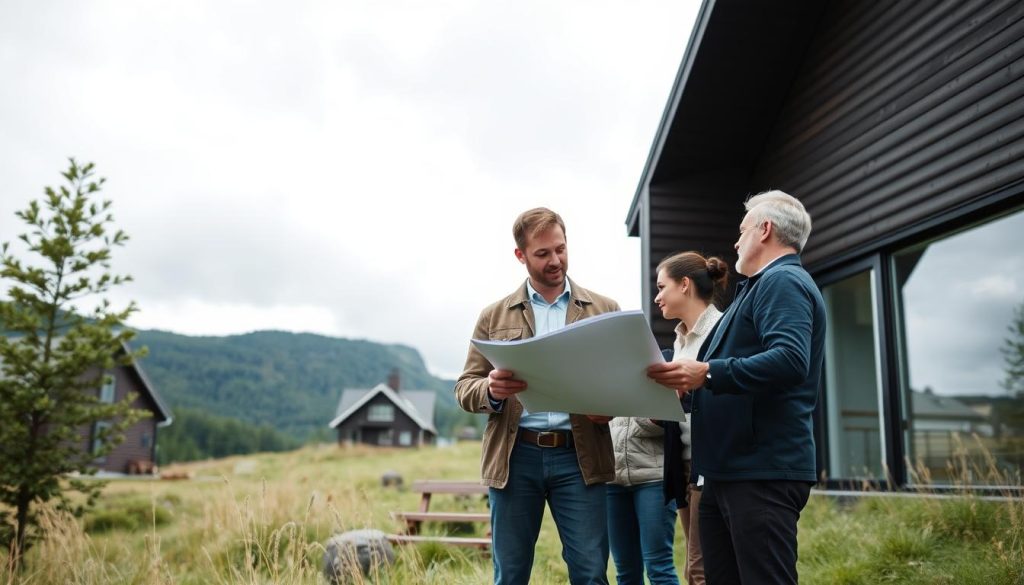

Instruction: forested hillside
[156,407,301,464]
[134,330,480,446]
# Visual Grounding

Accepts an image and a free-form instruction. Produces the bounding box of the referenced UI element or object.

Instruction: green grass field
[3,441,1023,584]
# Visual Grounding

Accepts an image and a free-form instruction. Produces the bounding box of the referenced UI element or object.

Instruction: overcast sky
[0,1,701,377]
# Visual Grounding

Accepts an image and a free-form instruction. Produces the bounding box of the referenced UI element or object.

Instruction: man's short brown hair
[513,207,566,250]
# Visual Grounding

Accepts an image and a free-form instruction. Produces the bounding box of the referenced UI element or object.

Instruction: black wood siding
[636,0,825,349]
[643,174,746,345]
[752,0,1024,268]
[636,0,1024,348]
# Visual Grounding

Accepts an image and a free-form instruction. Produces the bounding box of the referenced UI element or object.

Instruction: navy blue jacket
[692,254,825,482]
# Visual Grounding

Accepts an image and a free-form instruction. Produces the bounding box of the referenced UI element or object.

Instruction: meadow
[2,441,1023,584]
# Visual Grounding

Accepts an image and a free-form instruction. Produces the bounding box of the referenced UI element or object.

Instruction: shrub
[84,500,171,533]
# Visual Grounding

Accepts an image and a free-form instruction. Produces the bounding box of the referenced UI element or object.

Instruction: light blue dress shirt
[489,278,573,431]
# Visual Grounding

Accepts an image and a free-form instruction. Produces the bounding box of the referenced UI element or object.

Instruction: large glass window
[823,270,885,480]
[892,208,1024,486]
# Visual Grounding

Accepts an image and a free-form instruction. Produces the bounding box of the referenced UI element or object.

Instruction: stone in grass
[323,529,396,584]
[380,470,404,488]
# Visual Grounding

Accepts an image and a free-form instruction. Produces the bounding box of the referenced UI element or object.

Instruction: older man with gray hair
[647,190,826,585]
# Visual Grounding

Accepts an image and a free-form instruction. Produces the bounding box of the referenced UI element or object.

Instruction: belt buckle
[536,431,558,448]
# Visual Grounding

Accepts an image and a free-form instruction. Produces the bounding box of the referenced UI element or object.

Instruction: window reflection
[892,208,1024,485]
[823,270,885,480]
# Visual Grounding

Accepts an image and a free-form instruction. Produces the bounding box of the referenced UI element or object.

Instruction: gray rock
[380,470,403,488]
[323,529,396,583]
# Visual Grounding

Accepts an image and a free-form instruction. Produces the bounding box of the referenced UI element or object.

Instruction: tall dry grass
[0,438,1021,584]
[1,443,500,584]
[799,433,1024,585]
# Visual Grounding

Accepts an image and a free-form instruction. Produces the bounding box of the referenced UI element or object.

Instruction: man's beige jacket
[454,278,620,488]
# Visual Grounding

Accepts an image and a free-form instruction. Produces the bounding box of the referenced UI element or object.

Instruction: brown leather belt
[518,428,574,449]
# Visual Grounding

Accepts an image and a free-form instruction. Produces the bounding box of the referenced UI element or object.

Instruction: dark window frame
[887,203,1024,492]
[809,182,1024,495]
[814,254,899,491]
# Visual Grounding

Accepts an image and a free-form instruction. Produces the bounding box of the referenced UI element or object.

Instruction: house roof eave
[625,0,716,236]
[329,384,437,434]
[121,340,173,424]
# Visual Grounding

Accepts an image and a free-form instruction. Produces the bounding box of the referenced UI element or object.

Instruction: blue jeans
[489,441,610,585]
[606,481,680,585]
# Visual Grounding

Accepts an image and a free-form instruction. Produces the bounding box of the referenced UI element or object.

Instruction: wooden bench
[392,511,491,531]
[388,480,491,549]
[388,534,492,549]
[126,459,155,475]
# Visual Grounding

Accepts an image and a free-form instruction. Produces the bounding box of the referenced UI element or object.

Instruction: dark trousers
[698,479,811,585]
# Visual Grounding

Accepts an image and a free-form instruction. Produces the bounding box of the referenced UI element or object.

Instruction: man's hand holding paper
[487,368,527,401]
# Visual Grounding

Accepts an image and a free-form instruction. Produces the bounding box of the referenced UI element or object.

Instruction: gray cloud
[1,0,695,376]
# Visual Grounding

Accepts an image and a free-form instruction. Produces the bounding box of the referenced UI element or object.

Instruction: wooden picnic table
[388,480,491,549]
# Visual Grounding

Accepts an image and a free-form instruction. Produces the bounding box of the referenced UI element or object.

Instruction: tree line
[157,407,300,464]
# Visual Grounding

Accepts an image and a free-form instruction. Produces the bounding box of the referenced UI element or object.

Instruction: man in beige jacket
[455,207,619,585]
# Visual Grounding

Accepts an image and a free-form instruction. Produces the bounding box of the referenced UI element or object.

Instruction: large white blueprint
[471,310,686,422]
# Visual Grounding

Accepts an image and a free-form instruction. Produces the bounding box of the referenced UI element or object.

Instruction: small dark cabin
[329,370,437,447]
[78,342,173,474]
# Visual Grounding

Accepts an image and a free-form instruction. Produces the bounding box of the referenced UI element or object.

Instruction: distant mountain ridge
[132,329,475,441]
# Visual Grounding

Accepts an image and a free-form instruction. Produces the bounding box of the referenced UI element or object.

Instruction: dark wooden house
[329,371,437,447]
[627,0,1024,491]
[78,342,173,474]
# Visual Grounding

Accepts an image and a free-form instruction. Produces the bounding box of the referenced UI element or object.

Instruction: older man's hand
[647,359,709,394]
[487,368,527,401]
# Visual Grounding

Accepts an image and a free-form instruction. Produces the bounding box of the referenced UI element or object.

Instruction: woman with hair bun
[652,251,729,585]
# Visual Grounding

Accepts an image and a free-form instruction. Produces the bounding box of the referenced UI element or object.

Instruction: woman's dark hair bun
[706,257,729,282]
[657,250,729,303]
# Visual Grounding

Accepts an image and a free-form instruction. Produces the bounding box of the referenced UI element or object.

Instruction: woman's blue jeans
[607,481,680,585]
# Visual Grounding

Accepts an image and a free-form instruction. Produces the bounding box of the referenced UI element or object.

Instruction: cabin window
[99,375,116,403]
[822,269,885,481]
[368,404,394,422]
[141,433,152,448]
[891,207,1024,486]
[378,429,393,446]
[399,431,412,446]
